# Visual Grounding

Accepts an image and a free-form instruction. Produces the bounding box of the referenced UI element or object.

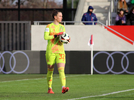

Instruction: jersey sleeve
[44,25,54,40]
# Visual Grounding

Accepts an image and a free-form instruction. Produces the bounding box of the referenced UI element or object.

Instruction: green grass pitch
[0,74,134,100]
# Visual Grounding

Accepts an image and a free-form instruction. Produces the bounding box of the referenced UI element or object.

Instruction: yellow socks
[58,67,66,87]
[47,67,66,89]
[47,68,54,89]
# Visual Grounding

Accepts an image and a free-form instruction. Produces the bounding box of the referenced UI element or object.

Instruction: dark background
[0,0,78,24]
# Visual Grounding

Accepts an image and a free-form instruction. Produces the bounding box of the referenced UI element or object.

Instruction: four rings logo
[0,51,30,74]
[93,51,134,74]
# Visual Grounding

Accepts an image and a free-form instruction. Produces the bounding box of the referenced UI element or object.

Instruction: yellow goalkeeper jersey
[44,22,65,54]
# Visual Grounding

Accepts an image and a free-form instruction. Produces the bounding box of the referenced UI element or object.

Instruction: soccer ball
[59,33,70,44]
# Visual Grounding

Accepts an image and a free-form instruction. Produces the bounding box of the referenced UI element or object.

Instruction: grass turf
[0,74,134,100]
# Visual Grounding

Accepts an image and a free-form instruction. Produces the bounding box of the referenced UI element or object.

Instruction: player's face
[120,11,124,15]
[55,12,63,23]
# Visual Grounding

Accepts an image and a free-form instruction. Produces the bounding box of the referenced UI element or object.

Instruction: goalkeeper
[44,10,70,94]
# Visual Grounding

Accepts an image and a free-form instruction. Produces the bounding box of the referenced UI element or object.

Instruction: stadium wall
[0,51,134,74]
[31,25,134,51]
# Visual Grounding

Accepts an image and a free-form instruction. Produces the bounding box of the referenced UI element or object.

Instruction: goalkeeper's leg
[57,63,69,94]
[46,53,56,94]
[47,65,54,94]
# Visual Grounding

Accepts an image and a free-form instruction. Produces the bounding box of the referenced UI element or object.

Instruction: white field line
[0,74,88,83]
[0,78,43,83]
[67,88,134,100]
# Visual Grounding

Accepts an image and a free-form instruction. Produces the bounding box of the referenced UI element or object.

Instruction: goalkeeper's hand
[54,35,58,38]
[57,32,64,35]
[54,32,64,38]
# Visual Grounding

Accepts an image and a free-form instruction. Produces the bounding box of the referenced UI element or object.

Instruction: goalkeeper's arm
[44,31,54,40]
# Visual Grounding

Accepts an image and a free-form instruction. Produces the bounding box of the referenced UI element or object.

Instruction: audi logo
[0,51,30,74]
[93,51,134,74]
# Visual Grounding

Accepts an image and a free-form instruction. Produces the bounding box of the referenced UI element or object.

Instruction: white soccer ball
[59,33,70,44]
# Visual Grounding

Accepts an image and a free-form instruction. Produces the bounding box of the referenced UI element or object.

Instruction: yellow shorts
[46,53,66,65]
